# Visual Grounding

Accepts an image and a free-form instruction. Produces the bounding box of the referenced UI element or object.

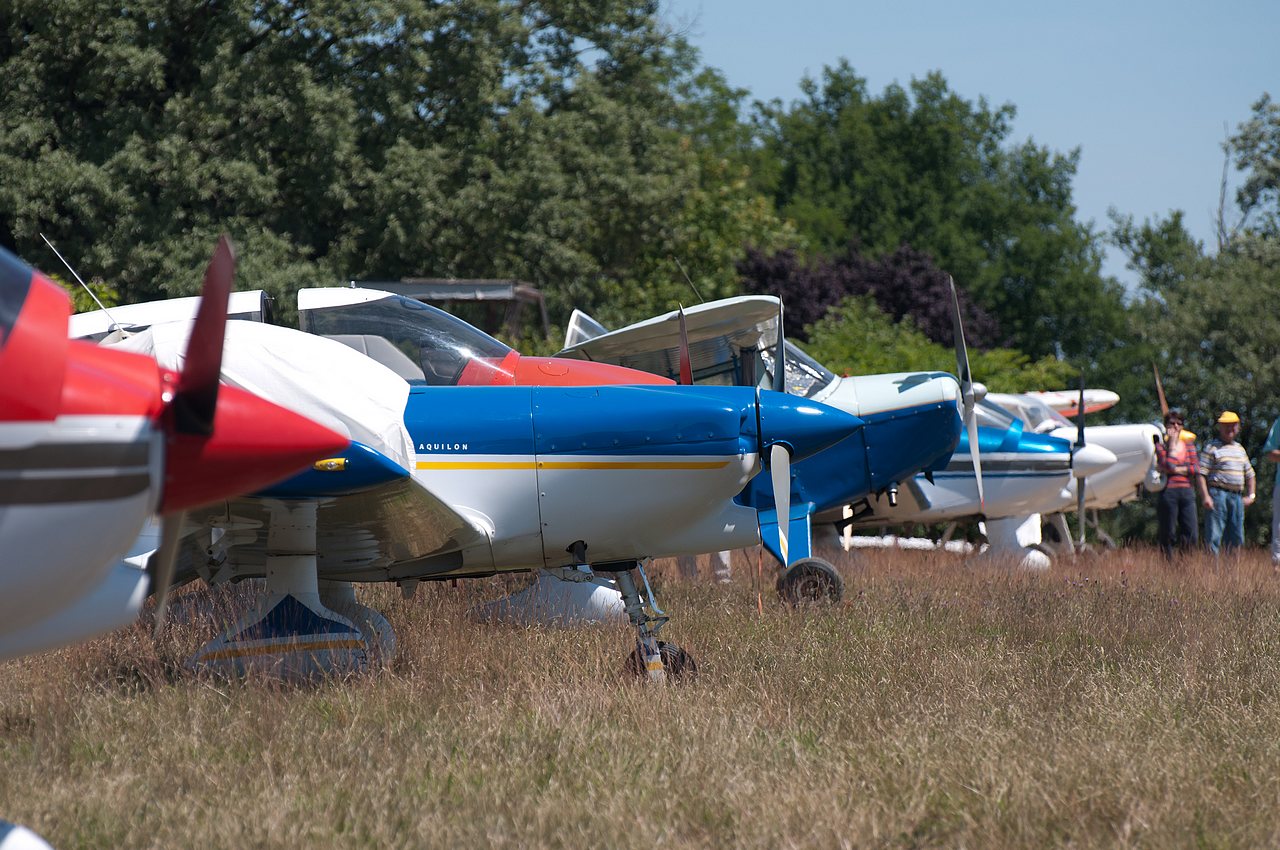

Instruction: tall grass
[3,546,1280,848]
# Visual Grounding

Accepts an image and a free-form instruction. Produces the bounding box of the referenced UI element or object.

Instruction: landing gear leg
[600,561,697,682]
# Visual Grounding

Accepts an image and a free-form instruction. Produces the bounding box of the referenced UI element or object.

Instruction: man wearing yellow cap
[1197,411,1256,554]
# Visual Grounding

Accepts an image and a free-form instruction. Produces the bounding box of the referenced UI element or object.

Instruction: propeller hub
[755,389,863,463]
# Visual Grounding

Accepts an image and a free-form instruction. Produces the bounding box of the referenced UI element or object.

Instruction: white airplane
[82,302,862,681]
[822,395,1115,568]
[829,387,1160,566]
[978,389,1161,554]
[0,239,346,662]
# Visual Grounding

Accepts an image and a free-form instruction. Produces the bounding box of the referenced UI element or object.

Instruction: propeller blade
[1077,478,1088,550]
[150,512,186,636]
[772,299,786,394]
[1075,372,1087,548]
[948,277,973,419]
[171,235,235,435]
[1152,361,1169,417]
[950,277,983,509]
[968,414,984,511]
[1075,373,1086,448]
[677,306,693,385]
[770,443,792,566]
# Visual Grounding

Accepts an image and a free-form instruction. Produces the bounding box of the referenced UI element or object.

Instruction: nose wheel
[776,557,843,606]
[623,640,698,679]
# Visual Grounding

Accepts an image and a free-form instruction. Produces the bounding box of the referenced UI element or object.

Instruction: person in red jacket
[1154,409,1200,559]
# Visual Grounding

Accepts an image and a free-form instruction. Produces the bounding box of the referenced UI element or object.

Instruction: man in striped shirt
[1154,409,1199,558]
[1197,410,1256,554]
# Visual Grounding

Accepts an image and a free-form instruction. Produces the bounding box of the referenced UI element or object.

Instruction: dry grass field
[4,545,1280,848]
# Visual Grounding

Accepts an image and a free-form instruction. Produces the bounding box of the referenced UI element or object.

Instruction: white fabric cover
[111,321,414,470]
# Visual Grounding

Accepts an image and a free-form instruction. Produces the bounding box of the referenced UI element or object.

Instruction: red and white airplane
[0,238,348,661]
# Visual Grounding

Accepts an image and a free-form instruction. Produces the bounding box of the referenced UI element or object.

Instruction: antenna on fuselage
[39,233,124,333]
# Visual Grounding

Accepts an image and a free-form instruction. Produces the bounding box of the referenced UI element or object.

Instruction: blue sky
[661,0,1278,287]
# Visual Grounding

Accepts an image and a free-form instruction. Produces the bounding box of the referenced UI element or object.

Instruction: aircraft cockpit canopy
[975,398,1021,430]
[1005,394,1074,433]
[300,292,513,386]
[758,340,837,398]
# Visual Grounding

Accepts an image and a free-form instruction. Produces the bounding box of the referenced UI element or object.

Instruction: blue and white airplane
[829,399,1118,568]
[287,286,962,605]
[557,294,970,598]
[101,316,862,680]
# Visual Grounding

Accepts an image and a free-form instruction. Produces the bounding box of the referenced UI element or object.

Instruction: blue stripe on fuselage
[960,422,1072,456]
[405,385,758,457]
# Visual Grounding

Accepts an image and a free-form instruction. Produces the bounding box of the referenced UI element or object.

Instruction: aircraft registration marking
[415,460,732,471]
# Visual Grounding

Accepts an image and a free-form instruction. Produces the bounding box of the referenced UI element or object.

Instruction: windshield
[1013,395,1073,433]
[301,294,512,386]
[758,340,837,398]
[975,397,1019,430]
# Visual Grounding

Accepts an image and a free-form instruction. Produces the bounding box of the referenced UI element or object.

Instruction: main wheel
[776,557,843,605]
[623,641,698,681]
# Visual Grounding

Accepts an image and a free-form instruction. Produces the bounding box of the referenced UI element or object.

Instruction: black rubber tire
[776,557,844,606]
[623,641,698,681]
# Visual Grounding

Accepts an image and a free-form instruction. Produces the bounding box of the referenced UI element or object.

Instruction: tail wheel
[623,641,698,681]
[776,558,843,606]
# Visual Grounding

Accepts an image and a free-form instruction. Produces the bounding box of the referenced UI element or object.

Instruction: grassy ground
[4,546,1280,848]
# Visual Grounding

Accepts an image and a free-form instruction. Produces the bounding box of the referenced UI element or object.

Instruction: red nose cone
[160,385,349,512]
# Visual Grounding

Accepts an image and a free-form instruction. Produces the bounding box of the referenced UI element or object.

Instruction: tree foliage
[736,242,1000,346]
[803,296,1076,392]
[0,0,792,327]
[741,62,1127,361]
[1230,93,1280,237]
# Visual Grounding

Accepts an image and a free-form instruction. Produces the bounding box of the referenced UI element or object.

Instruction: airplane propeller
[1074,373,1088,552]
[949,278,984,509]
[151,235,234,634]
[772,299,786,394]
[1153,361,1170,418]
[770,443,792,563]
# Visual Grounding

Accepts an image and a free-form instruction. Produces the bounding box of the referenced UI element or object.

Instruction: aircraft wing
[556,295,781,383]
[177,470,490,584]
[1026,389,1120,418]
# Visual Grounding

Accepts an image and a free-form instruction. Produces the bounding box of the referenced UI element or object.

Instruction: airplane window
[302,295,512,386]
[758,341,836,398]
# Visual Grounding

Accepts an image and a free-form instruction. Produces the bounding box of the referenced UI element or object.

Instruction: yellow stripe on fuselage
[415,459,732,471]
[197,639,366,661]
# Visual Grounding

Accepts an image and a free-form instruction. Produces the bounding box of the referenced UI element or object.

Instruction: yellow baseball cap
[1217,410,1241,424]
